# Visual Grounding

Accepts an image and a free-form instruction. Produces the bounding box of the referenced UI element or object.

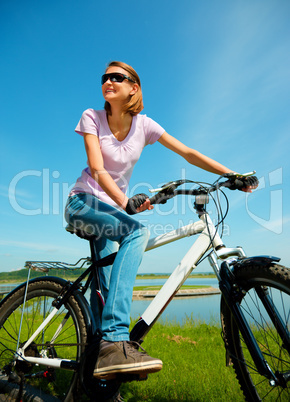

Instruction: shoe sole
[93,361,163,380]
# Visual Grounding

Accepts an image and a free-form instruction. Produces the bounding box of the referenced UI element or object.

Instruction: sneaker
[93,340,163,379]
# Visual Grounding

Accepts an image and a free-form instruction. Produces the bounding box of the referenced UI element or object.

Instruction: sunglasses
[101,72,136,85]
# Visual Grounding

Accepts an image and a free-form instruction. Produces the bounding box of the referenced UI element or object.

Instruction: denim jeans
[64,193,149,342]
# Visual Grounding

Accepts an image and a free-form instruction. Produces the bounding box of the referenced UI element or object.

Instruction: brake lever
[149,179,194,193]
[149,181,179,193]
[222,171,256,179]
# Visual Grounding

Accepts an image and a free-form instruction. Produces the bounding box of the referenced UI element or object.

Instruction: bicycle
[0,172,289,401]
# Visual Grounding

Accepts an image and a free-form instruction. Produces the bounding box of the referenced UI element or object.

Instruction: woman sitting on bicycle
[65,61,257,379]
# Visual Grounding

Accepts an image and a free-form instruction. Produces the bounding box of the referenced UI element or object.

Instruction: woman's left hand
[136,198,154,213]
[126,194,153,215]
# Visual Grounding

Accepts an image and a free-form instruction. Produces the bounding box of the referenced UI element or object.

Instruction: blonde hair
[104,61,144,116]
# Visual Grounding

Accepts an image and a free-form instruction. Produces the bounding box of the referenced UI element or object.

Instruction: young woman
[65,61,257,379]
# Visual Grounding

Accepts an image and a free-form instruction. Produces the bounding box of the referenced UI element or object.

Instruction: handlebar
[148,182,226,205]
[148,171,257,205]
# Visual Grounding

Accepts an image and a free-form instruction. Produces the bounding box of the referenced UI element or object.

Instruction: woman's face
[101,66,137,105]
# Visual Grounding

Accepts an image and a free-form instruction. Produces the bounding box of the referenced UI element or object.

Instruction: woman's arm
[84,133,128,209]
[158,132,233,175]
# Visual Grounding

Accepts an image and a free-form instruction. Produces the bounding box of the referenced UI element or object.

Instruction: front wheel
[0,278,88,401]
[221,263,290,401]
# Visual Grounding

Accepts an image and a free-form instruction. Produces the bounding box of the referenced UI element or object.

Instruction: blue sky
[1,0,290,274]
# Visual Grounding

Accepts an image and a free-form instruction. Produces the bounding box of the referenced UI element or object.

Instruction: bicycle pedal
[93,372,117,380]
[94,371,148,382]
[8,371,22,385]
[116,372,148,383]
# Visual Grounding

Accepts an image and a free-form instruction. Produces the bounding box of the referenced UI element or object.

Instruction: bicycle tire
[221,263,290,401]
[0,278,88,402]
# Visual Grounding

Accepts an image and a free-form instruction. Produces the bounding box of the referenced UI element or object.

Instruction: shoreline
[0,283,220,299]
[133,286,220,300]
[0,274,216,287]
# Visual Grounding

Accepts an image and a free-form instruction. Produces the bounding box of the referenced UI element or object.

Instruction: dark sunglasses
[101,72,136,85]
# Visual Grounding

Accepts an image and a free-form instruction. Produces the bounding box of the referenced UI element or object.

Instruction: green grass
[2,307,283,401]
[121,319,244,401]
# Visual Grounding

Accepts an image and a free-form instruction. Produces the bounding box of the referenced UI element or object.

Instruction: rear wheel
[0,279,88,401]
[221,263,290,401]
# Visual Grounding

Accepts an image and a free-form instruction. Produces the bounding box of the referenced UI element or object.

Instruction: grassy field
[2,307,282,401]
[120,318,244,401]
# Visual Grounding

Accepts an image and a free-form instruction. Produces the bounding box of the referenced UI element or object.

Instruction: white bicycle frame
[16,211,246,369]
[141,212,246,328]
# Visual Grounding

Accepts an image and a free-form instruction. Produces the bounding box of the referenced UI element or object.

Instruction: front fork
[218,260,277,382]
[216,255,290,387]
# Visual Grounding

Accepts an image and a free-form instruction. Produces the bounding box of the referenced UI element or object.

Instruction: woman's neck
[107,109,133,141]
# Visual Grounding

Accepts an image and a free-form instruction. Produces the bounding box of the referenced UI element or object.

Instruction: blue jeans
[65,193,149,342]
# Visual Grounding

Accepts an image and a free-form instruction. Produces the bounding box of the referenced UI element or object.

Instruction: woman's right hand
[228,175,259,193]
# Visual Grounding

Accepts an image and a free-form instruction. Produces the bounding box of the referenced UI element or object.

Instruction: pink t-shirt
[70,109,165,208]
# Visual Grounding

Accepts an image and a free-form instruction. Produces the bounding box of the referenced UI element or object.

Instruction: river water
[0,278,221,325]
[131,277,220,325]
[3,278,289,331]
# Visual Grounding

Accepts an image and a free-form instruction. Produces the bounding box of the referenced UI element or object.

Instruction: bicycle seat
[66,224,96,241]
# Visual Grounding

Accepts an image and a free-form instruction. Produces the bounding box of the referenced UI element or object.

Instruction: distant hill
[0,268,215,283]
[0,268,87,283]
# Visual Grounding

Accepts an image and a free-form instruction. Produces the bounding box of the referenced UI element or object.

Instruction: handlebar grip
[223,178,252,191]
[222,179,245,190]
[232,179,246,190]
[221,179,233,188]
[149,195,157,204]
[149,193,164,205]
[149,192,173,205]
